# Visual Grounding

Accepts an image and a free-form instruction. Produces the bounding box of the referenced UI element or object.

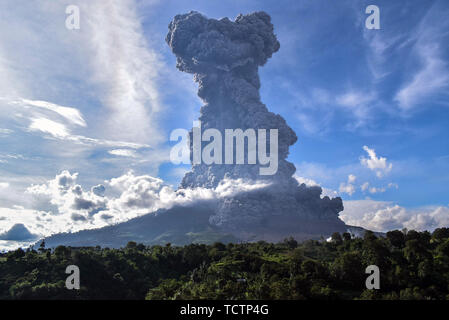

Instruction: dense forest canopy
[1,228,449,300]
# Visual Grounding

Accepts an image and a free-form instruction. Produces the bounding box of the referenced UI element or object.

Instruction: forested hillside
[1,228,449,300]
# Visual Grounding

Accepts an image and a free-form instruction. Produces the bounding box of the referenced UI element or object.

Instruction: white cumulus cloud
[339,174,356,196]
[6,169,271,249]
[360,145,392,178]
[341,200,449,232]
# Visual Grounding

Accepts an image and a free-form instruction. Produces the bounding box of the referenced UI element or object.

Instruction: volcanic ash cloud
[166,11,345,231]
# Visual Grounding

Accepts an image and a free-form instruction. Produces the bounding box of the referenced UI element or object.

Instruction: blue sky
[0,0,448,249]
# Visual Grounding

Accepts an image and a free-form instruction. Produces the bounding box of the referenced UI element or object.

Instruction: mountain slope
[38,205,365,248]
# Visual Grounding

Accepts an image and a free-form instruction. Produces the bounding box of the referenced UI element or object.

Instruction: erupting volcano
[166,11,346,238]
[41,11,352,248]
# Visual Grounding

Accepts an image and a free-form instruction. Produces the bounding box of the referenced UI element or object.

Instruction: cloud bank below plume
[0,170,272,250]
[1,169,447,250]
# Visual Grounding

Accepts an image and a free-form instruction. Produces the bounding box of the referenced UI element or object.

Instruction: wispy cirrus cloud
[0,128,13,135]
[395,44,449,110]
[79,0,165,145]
[28,118,70,139]
[283,84,377,135]
[0,182,9,189]
[393,1,449,111]
[108,149,138,158]
[17,98,87,127]
[0,1,170,181]
[358,0,449,118]
[1,96,150,150]
[335,90,376,126]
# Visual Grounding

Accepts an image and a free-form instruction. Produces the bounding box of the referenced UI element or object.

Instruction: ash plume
[167,11,345,233]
